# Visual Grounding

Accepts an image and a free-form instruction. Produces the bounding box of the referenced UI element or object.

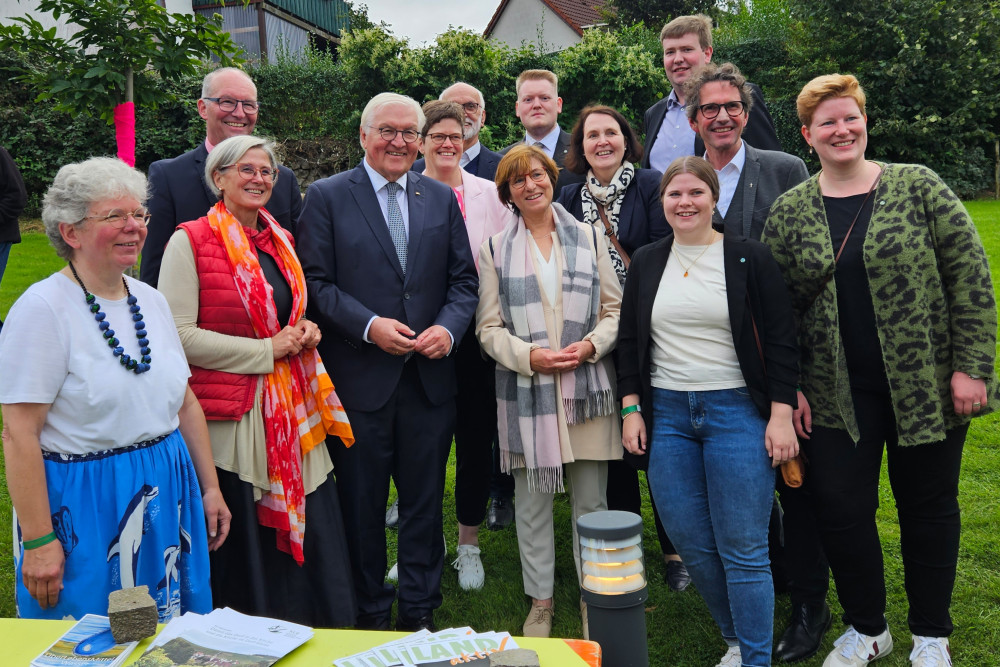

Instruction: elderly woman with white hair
[0,157,229,621]
[158,135,357,627]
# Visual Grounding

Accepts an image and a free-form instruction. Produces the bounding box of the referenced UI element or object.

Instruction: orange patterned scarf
[207,200,354,564]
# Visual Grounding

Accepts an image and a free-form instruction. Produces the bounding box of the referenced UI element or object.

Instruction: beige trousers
[513,460,608,599]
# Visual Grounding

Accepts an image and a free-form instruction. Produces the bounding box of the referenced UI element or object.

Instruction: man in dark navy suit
[642,14,782,173]
[501,69,584,193]
[140,67,302,287]
[412,82,502,181]
[297,93,478,632]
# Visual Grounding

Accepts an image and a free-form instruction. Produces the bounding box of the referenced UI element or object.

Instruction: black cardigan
[617,233,799,446]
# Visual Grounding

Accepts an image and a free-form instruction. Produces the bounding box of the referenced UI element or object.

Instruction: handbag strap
[595,204,631,269]
[806,166,884,308]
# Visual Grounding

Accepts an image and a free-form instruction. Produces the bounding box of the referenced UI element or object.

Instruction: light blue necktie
[385,181,407,275]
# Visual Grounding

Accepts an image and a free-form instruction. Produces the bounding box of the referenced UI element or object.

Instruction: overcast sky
[363,1,500,46]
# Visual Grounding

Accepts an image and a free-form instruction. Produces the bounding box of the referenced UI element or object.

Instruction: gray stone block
[489,648,541,667]
[108,585,158,643]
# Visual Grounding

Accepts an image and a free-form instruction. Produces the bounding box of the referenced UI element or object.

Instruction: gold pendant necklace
[675,231,717,277]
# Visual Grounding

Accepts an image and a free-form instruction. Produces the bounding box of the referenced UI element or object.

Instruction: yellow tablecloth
[2,618,593,665]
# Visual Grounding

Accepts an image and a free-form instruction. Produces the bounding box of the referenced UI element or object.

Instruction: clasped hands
[529,340,596,374]
[271,318,321,359]
[370,317,451,359]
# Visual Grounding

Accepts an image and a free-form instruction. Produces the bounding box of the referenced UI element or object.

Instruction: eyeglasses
[77,208,150,228]
[424,132,464,146]
[203,97,260,114]
[510,170,549,189]
[695,101,746,119]
[370,126,420,143]
[458,102,482,113]
[220,163,278,183]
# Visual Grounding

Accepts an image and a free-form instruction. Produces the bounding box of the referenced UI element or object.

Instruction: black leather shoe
[486,496,514,531]
[774,601,832,663]
[396,612,436,632]
[665,559,691,592]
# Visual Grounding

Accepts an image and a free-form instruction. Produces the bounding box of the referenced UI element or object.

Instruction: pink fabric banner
[114,101,136,167]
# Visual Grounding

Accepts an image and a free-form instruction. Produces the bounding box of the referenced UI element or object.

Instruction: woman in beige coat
[477,145,622,639]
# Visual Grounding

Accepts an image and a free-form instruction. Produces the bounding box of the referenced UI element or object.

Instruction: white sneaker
[386,562,398,581]
[823,625,893,666]
[909,635,951,667]
[715,644,741,667]
[452,544,485,590]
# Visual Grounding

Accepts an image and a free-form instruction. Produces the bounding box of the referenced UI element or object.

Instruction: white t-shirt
[649,241,745,391]
[0,273,191,454]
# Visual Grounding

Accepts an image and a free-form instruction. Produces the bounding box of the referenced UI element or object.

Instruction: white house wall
[488,0,581,52]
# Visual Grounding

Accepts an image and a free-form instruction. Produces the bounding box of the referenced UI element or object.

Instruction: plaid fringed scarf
[494,204,615,493]
[206,201,354,565]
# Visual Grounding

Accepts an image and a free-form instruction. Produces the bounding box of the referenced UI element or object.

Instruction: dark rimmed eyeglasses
[458,102,482,113]
[369,126,420,143]
[77,208,151,228]
[203,97,260,114]
[695,101,746,119]
[220,163,278,183]
[424,132,464,146]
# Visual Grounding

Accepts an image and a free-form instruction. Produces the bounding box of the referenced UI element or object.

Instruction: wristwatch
[965,372,983,380]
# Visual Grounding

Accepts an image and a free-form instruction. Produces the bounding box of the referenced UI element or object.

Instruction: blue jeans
[648,387,776,667]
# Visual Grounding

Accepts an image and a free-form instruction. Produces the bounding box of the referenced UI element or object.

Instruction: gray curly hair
[42,157,148,261]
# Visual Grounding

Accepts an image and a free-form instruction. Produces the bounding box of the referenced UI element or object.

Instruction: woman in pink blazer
[418,100,511,590]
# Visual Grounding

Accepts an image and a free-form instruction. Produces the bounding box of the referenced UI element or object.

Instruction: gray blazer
[718,143,809,241]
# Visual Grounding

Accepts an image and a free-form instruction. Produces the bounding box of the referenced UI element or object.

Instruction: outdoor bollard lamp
[578,510,649,667]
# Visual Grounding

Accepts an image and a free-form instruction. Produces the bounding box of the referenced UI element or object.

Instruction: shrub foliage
[2,1,997,213]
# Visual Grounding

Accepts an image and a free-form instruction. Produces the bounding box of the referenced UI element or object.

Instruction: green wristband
[23,532,57,550]
[620,404,641,419]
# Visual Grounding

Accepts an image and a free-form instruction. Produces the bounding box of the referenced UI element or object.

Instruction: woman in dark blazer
[555,104,681,586]
[556,105,669,285]
[618,156,798,667]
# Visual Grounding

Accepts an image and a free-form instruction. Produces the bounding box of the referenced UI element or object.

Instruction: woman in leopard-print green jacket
[762,74,997,667]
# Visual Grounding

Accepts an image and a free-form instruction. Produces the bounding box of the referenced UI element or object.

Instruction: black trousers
[776,470,830,605]
[331,362,455,625]
[803,390,966,637]
[454,324,497,527]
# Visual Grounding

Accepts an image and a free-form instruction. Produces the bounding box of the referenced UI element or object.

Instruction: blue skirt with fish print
[14,429,213,621]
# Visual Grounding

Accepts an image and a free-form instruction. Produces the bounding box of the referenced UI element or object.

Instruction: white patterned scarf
[580,162,635,284]
[493,204,616,493]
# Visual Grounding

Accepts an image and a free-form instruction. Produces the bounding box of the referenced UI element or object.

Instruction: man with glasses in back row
[413,82,503,181]
[140,67,302,287]
[642,14,782,173]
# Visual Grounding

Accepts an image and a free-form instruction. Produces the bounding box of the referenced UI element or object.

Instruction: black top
[257,246,293,326]
[825,193,889,392]
[0,145,27,245]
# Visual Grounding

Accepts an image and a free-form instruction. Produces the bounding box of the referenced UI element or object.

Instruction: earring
[808,145,814,155]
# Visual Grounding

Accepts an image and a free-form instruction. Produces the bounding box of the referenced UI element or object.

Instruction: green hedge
[2,6,996,214]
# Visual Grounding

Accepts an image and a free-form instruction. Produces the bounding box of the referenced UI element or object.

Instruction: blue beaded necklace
[68,261,152,374]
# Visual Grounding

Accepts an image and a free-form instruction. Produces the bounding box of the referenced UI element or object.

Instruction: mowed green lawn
[2,203,999,666]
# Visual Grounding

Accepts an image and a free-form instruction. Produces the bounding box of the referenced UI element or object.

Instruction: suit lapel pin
[740,258,746,263]
[415,191,421,196]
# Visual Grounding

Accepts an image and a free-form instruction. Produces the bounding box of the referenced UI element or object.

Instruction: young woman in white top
[617,156,798,667]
